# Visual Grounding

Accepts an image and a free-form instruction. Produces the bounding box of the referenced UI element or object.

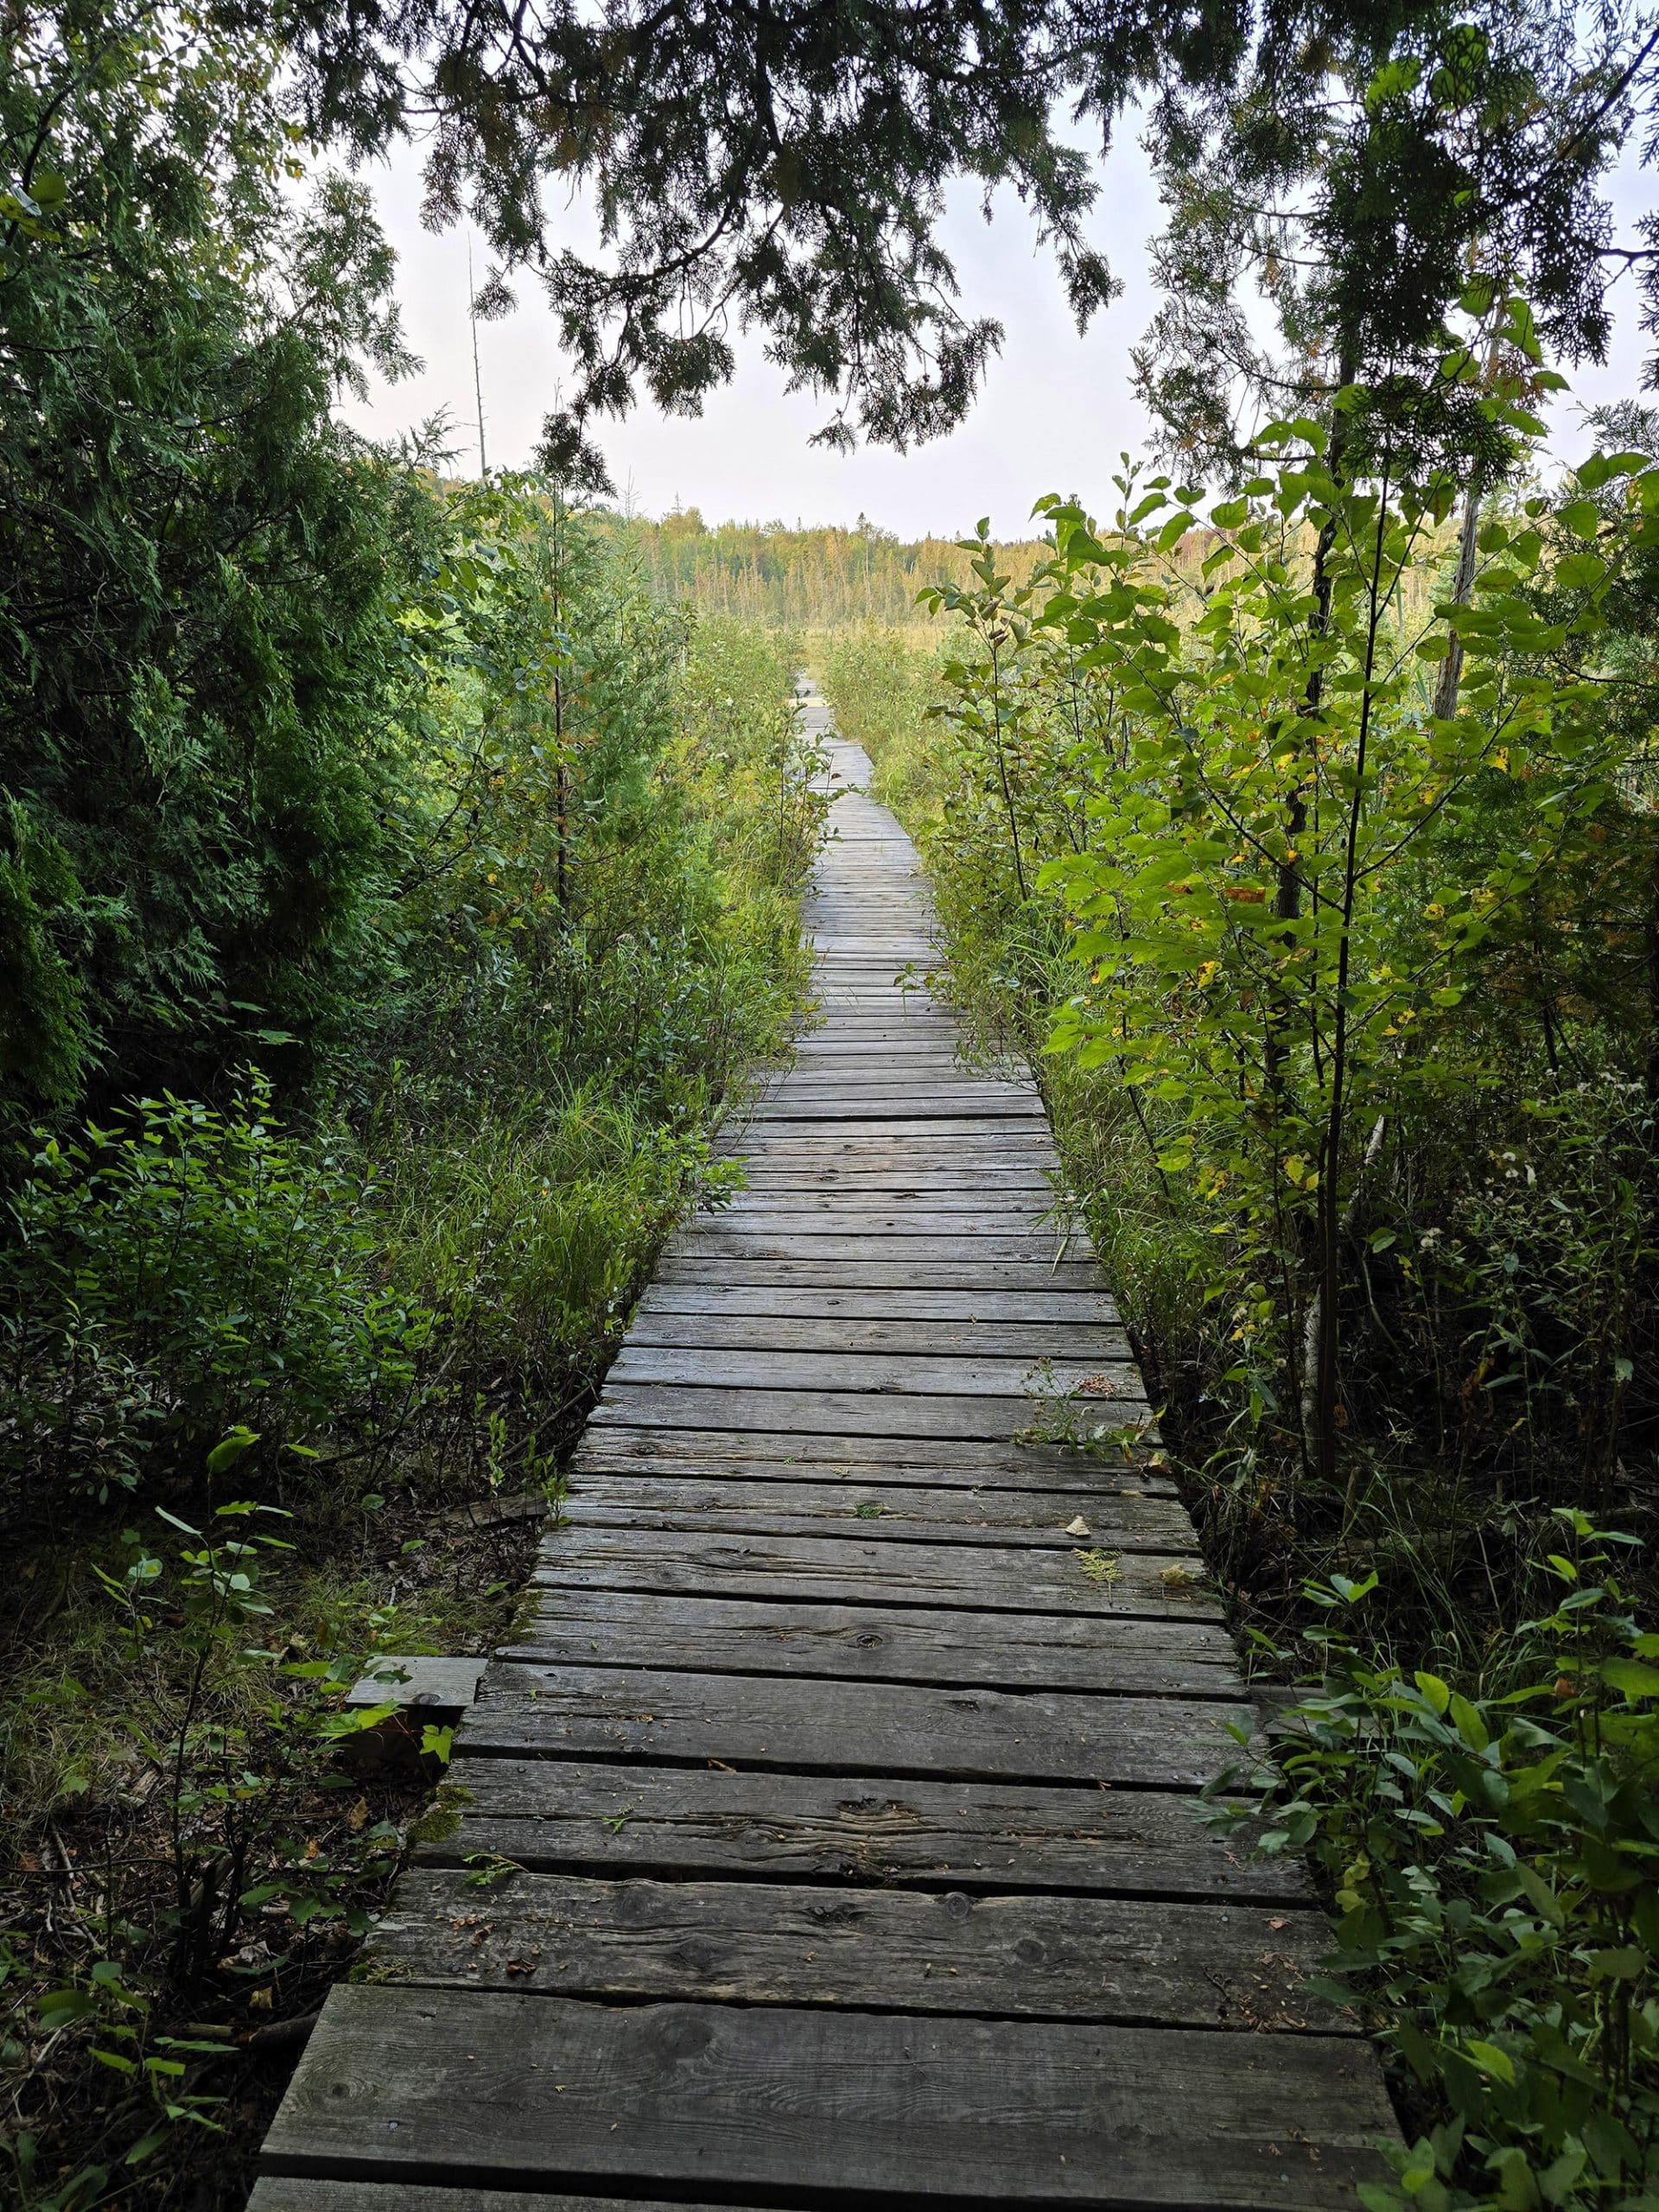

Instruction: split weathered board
[257,696,1395,2207]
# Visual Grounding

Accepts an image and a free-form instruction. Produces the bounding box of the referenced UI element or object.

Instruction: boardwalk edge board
[257,695,1395,2206]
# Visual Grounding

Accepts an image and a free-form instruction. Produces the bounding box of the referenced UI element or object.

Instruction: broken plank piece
[461,1662,1249,1788]
[257,1986,1395,2210]
[419,1758,1307,1901]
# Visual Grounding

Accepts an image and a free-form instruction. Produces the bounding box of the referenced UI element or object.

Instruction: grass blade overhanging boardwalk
[251,687,1397,2211]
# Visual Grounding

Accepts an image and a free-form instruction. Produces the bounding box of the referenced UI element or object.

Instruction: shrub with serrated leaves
[1211,1522,1659,2212]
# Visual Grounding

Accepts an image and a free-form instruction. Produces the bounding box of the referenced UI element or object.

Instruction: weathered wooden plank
[728,1140,1058,1163]
[735,1118,1058,1141]
[625,1312,1130,1361]
[563,1475,1181,1547]
[258,1986,1394,2209]
[678,1230,1084,1261]
[747,1102,1049,1125]
[252,2188,744,2212]
[634,1283,1122,1326]
[708,1213,1071,1243]
[736,1117,1057,1138]
[572,1425,1168,1492]
[786,1039,965,1055]
[654,1258,1113,1292]
[606,1346,1142,1402]
[532,1524,1203,1617]
[419,1758,1306,1900]
[589,1382,1154,1444]
[725,1167,1065,1185]
[555,1502,1177,1554]
[461,1663,1243,1788]
[728,1126,1058,1150]
[731,1173,1059,1198]
[516,1587,1236,1694]
[765,1084,1044,1106]
[371,1867,1344,2033]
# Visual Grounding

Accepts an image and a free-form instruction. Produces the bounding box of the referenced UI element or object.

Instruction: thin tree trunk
[1432,483,1483,721]
[1281,343,1357,1479]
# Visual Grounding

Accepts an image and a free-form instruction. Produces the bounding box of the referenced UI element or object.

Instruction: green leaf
[1414,1671,1451,1714]
[1465,2039,1515,2086]
[207,1427,261,1477]
[1448,1694,1489,1752]
[1554,550,1605,590]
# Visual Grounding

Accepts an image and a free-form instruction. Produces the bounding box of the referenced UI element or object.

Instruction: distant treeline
[615,508,1052,626]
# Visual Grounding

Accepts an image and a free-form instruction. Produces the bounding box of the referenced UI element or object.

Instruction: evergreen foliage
[1,7,420,1116]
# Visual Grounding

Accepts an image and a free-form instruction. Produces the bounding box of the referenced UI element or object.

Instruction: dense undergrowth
[0,16,822,2200]
[819,386,1659,2211]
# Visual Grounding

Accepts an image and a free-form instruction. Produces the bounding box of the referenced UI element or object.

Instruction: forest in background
[621,509,1052,629]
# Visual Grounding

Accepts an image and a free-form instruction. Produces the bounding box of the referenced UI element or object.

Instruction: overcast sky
[338,124,1656,541]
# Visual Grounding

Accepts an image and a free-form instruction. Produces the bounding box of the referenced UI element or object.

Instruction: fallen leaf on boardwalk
[1073,1548,1121,1586]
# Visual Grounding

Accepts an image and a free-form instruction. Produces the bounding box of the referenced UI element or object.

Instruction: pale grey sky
[339,125,1656,539]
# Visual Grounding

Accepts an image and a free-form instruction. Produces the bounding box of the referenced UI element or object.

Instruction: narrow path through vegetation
[250,689,1395,2209]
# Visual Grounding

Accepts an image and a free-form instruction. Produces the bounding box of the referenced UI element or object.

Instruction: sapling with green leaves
[928,334,1657,1503]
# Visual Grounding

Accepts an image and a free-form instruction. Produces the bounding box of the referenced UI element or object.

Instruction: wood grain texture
[588,1384,1154,1443]
[571,1428,1173,1497]
[514,1586,1239,1694]
[258,1986,1394,2209]
[461,1662,1249,1787]
[606,1345,1141,1400]
[652,1259,1110,1293]
[251,2189,748,2212]
[370,1866,1347,2032]
[419,1758,1307,1900]
[623,1310,1132,1359]
[531,1525,1206,1615]
[561,1474,1188,1548]
[634,1284,1122,1325]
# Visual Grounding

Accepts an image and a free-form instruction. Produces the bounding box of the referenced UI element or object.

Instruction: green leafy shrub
[1216,1523,1659,2212]
[1,1076,434,1508]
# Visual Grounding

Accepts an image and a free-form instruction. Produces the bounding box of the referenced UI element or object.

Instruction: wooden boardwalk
[252,698,1394,2210]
